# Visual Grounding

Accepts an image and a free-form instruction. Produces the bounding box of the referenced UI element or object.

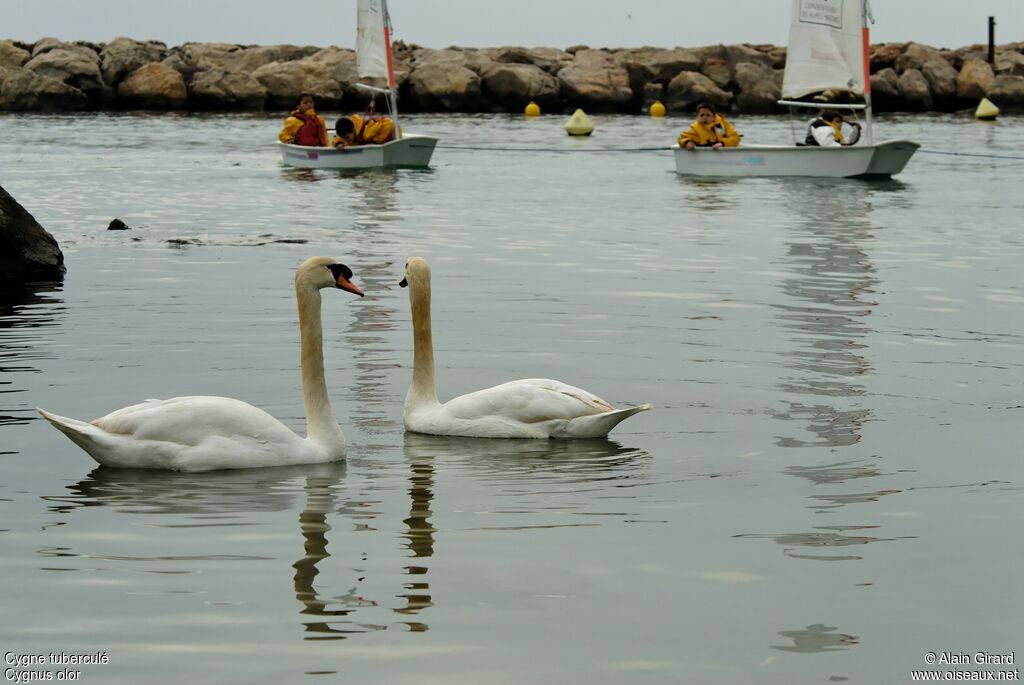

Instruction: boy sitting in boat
[332,101,396,149]
[805,110,862,147]
[279,94,328,147]
[677,102,741,150]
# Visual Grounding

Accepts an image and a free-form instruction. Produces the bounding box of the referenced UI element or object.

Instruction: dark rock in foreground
[2,37,1024,114]
[0,185,65,283]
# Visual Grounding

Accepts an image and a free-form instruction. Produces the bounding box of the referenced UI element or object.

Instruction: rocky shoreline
[1,37,1023,114]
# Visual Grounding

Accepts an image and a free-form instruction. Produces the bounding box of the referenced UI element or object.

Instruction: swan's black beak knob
[329,264,364,297]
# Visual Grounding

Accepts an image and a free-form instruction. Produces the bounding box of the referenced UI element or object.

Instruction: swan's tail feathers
[559,403,653,439]
[37,408,116,466]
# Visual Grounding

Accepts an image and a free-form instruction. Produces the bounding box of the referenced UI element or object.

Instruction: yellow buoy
[565,108,594,136]
[975,97,999,120]
[649,100,666,117]
[524,101,541,117]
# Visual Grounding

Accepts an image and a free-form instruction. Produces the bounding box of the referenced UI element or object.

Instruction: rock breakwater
[1,37,1023,113]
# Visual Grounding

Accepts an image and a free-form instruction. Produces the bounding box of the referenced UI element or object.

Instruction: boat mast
[382,0,401,139]
[861,0,874,145]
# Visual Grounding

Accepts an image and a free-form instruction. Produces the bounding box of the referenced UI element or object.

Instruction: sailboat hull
[673,140,918,178]
[279,134,437,169]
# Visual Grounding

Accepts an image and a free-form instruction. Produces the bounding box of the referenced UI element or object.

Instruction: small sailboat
[674,0,918,178]
[279,0,438,169]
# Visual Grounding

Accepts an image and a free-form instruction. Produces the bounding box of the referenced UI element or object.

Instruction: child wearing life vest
[279,94,328,147]
[805,110,862,147]
[678,102,741,150]
[332,114,396,148]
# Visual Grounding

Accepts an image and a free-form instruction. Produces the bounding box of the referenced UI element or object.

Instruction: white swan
[37,256,364,472]
[398,256,652,439]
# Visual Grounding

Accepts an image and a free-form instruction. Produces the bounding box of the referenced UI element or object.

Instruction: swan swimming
[398,256,652,439]
[37,256,364,472]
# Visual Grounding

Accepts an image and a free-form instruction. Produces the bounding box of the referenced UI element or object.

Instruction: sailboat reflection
[737,179,913,572]
[770,179,908,513]
[772,623,859,653]
[771,178,885,449]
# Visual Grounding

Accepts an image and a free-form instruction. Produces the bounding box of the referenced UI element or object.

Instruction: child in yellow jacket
[678,102,741,150]
[332,114,396,148]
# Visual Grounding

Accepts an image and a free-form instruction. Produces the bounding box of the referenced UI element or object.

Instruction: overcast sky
[3,0,1021,51]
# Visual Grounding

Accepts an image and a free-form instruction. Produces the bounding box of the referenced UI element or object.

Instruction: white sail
[782,0,866,99]
[356,0,390,80]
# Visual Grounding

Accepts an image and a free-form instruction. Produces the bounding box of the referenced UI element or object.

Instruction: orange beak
[337,275,364,297]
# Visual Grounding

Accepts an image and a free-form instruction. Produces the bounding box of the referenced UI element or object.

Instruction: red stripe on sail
[861,27,871,94]
[384,25,396,90]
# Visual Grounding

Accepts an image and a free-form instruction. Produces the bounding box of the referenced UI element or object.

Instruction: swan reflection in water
[401,432,650,486]
[39,433,647,640]
[41,463,393,639]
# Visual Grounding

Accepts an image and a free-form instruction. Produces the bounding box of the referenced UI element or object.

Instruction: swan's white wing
[442,378,615,423]
[40,396,316,471]
[93,396,301,447]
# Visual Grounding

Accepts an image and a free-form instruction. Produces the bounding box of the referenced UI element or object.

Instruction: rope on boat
[429,144,672,153]
[429,144,1024,161]
[917,149,1024,161]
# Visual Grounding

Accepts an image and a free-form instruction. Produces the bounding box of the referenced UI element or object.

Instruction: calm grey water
[1,111,1022,684]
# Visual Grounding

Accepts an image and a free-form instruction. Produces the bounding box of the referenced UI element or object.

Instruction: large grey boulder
[870,67,904,111]
[989,74,1024,110]
[160,52,197,82]
[117,62,188,108]
[178,43,318,75]
[870,43,906,72]
[994,51,1024,77]
[405,62,481,111]
[957,58,995,100]
[894,43,948,74]
[920,59,958,108]
[30,38,98,60]
[766,46,787,70]
[481,62,560,110]
[897,68,933,110]
[0,67,88,111]
[0,40,30,71]
[492,46,572,75]
[305,46,362,102]
[0,185,64,282]
[413,48,494,77]
[252,59,342,109]
[557,49,632,111]
[667,70,732,112]
[733,62,781,113]
[100,37,167,87]
[24,47,105,103]
[188,68,267,109]
[616,47,701,92]
[723,44,774,77]
[230,44,318,72]
[701,57,732,89]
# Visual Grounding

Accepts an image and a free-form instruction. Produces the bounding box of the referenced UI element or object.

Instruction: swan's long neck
[408,279,439,407]
[297,282,345,450]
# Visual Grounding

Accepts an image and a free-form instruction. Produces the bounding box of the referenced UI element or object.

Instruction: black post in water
[988,16,996,64]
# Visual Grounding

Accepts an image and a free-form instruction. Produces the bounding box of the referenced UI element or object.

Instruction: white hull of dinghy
[673,140,919,178]
[279,134,437,169]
